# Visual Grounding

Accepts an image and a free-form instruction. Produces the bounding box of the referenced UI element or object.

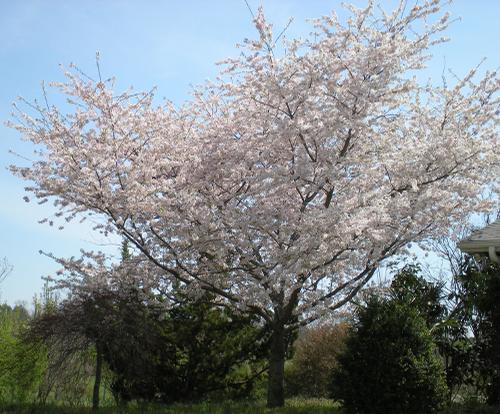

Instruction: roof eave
[458,240,500,254]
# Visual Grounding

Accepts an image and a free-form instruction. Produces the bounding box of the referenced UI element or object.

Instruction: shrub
[285,322,348,398]
[331,298,448,414]
[98,294,269,403]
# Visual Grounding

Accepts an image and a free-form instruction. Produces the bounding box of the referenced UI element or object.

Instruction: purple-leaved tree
[10,0,499,407]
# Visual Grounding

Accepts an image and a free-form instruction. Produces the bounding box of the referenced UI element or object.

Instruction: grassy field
[0,399,339,414]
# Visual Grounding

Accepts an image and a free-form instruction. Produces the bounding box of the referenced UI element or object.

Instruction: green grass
[2,400,499,414]
[0,399,340,414]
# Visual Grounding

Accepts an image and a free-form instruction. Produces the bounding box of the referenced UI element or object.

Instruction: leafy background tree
[0,303,46,404]
[449,259,500,405]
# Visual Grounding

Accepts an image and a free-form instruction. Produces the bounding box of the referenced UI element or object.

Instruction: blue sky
[0,0,499,306]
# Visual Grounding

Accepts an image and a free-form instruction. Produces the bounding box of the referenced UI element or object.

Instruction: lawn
[0,399,339,414]
[2,399,499,414]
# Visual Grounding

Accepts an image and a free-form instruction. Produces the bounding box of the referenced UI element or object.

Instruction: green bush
[331,298,448,414]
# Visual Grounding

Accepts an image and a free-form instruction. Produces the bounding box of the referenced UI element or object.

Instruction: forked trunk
[267,322,286,408]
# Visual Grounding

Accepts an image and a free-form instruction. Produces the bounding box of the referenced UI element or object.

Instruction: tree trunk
[267,322,286,408]
[92,343,103,410]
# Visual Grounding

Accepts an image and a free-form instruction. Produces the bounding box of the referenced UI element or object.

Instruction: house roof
[458,219,500,254]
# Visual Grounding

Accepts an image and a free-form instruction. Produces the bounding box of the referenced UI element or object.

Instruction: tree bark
[92,343,103,410]
[267,322,286,408]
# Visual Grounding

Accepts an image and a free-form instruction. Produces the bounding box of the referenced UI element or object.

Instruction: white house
[458,220,500,263]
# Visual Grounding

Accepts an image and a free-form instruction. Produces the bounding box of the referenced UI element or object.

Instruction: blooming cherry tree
[10,0,499,407]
